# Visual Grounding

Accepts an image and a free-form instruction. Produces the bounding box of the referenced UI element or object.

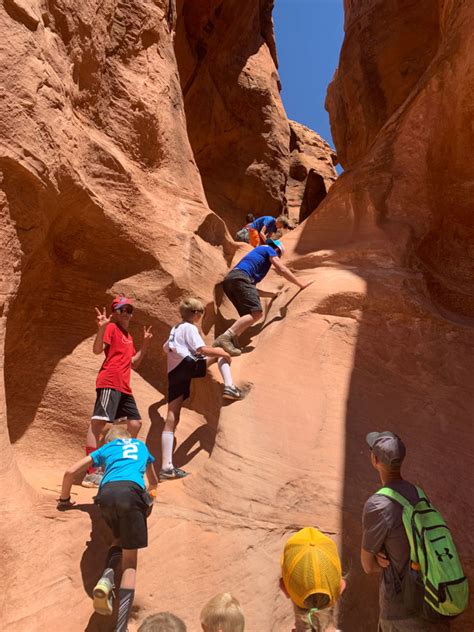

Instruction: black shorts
[168,356,207,403]
[223,269,262,316]
[95,481,151,549]
[92,388,141,421]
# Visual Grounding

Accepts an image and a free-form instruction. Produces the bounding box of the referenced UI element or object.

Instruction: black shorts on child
[95,481,151,549]
[168,356,207,403]
[92,388,141,421]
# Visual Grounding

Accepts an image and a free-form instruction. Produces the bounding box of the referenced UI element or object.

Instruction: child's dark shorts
[223,269,262,316]
[92,388,141,422]
[95,481,151,549]
[168,356,207,403]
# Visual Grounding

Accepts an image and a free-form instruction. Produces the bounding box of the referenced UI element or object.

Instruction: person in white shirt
[161,297,243,480]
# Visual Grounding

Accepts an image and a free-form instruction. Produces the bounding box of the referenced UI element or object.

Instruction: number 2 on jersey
[122,441,139,460]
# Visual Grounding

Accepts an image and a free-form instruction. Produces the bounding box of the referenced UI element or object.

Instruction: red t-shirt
[96,323,136,394]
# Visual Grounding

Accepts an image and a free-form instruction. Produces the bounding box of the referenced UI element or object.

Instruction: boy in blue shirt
[57,425,158,632]
[247,214,291,247]
[213,239,312,356]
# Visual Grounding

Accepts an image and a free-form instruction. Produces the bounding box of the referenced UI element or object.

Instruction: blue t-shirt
[234,245,278,284]
[249,215,277,234]
[91,438,155,489]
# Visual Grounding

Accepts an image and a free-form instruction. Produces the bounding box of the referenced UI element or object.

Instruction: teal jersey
[91,438,154,489]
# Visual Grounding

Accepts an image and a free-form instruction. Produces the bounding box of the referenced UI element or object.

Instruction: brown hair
[293,598,337,632]
[200,592,245,632]
[276,215,293,229]
[138,612,187,632]
[179,297,205,322]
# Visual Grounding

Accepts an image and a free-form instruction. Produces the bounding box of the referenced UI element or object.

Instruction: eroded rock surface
[174,0,290,234]
[287,120,337,225]
[1,0,473,631]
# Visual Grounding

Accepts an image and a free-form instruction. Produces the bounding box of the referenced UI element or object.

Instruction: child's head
[179,298,205,323]
[245,213,255,224]
[138,612,187,632]
[200,592,245,632]
[276,215,292,230]
[104,425,131,443]
[280,528,343,631]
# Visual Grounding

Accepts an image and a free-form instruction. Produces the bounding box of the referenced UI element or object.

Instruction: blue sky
[273,0,344,151]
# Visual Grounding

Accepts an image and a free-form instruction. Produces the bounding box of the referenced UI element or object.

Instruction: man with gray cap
[361,431,449,631]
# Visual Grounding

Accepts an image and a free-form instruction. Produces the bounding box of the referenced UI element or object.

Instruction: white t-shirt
[163,322,206,372]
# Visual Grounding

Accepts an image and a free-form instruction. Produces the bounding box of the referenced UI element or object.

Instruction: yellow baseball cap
[280,527,342,610]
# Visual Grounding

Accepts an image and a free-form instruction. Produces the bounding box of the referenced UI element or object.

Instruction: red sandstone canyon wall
[1,0,473,630]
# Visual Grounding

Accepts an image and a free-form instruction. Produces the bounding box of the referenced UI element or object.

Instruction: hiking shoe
[82,471,103,488]
[159,467,189,481]
[212,332,241,356]
[223,385,243,401]
[93,576,114,616]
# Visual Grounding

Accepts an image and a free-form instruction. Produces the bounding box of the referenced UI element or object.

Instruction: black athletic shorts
[168,356,207,403]
[223,269,262,316]
[95,481,151,549]
[91,388,141,421]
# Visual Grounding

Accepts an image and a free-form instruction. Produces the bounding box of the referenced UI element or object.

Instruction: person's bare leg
[228,311,262,337]
[213,311,263,355]
[87,419,106,450]
[126,418,141,438]
[114,549,138,632]
[85,419,106,476]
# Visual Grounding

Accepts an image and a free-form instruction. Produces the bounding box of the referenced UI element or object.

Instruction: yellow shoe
[93,576,114,616]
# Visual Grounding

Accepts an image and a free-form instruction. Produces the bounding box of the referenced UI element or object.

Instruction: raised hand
[143,325,153,342]
[95,306,111,328]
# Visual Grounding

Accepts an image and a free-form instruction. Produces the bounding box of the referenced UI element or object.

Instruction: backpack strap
[376,486,413,508]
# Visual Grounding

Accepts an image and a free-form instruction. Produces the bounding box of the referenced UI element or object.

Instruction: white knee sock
[161,431,174,470]
[218,358,233,387]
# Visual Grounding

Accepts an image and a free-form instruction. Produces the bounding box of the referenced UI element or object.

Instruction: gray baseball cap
[366,431,406,467]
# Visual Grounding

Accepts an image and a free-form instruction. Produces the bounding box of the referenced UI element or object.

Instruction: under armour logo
[435,548,453,562]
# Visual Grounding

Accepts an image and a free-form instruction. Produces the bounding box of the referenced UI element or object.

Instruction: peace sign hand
[95,306,111,329]
[143,325,153,342]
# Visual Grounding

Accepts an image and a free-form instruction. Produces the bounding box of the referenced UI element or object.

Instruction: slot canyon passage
[0,0,473,630]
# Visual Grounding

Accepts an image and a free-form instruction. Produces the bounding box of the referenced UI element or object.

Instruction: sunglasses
[116,306,133,314]
[192,309,204,314]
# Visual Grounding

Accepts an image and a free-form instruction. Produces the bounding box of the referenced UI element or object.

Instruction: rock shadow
[2,159,156,444]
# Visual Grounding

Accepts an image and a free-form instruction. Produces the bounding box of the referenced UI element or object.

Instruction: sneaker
[223,385,243,401]
[212,331,241,356]
[159,467,189,481]
[93,576,114,616]
[82,471,103,488]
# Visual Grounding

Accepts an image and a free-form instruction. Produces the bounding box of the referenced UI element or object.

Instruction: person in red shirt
[82,296,153,488]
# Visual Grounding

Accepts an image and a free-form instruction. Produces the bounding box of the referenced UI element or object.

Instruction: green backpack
[377,486,469,619]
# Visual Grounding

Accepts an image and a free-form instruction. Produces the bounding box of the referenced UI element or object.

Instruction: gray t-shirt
[362,479,420,619]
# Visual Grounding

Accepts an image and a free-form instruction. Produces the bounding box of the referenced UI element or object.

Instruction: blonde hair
[104,425,131,443]
[138,612,186,632]
[179,297,204,322]
[200,592,244,632]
